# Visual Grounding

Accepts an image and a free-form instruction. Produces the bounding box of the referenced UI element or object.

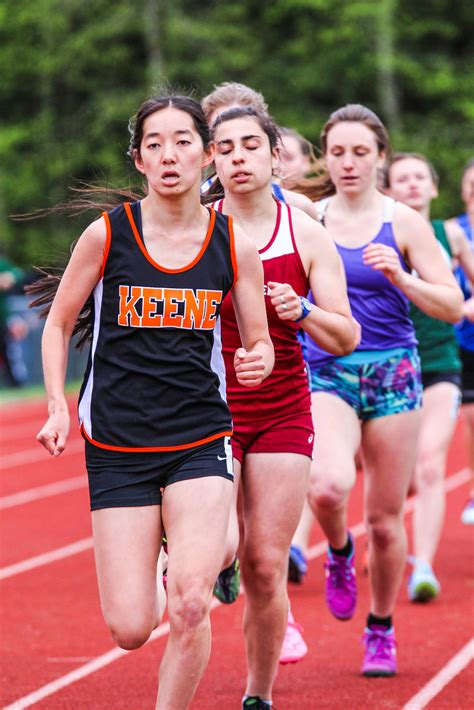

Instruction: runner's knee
[366,514,402,550]
[107,614,154,650]
[415,452,444,489]
[242,550,286,599]
[168,586,210,635]
[309,473,352,510]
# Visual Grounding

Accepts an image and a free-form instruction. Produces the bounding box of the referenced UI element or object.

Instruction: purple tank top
[306,196,417,368]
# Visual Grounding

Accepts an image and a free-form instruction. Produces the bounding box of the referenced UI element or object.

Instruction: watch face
[296,296,313,321]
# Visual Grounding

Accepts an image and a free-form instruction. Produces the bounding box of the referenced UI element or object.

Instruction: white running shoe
[461,498,474,525]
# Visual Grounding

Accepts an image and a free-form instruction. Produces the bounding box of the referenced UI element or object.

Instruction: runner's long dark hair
[26,95,212,348]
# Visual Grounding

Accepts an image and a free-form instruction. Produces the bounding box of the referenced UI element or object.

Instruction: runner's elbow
[335,321,359,356]
[443,288,465,323]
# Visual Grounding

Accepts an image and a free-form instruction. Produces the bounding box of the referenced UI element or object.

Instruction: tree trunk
[376,0,400,131]
[143,0,167,90]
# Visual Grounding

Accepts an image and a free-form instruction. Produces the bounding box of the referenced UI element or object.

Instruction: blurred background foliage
[1,0,473,267]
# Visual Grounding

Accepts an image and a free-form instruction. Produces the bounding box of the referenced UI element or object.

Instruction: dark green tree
[1,0,472,267]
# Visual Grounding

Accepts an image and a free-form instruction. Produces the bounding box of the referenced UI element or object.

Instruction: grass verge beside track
[0,380,80,405]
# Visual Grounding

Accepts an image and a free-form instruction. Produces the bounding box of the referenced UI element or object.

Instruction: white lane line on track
[0,538,93,581]
[401,638,474,710]
[0,469,470,585]
[0,475,87,510]
[1,420,47,441]
[0,418,79,443]
[2,439,84,469]
[2,628,172,710]
[306,468,469,561]
[2,599,222,710]
[2,468,471,708]
[0,469,470,584]
[1,438,84,469]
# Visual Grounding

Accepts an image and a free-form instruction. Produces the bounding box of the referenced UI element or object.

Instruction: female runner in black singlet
[35,95,274,710]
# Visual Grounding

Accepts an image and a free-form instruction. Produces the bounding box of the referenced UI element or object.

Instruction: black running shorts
[85,436,234,511]
[460,347,474,404]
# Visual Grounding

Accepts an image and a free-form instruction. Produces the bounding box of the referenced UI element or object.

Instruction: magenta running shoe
[361,625,397,677]
[324,533,357,620]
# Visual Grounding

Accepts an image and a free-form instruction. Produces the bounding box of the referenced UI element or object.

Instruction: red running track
[1,397,473,709]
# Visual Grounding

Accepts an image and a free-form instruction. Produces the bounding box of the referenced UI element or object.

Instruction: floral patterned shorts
[309,347,422,421]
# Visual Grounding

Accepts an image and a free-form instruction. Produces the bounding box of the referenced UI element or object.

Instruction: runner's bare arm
[444,219,474,281]
[463,297,474,322]
[386,203,464,322]
[37,217,107,455]
[272,210,358,355]
[281,188,320,221]
[231,224,274,387]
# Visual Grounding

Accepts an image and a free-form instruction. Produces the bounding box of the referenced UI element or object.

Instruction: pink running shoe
[325,533,357,620]
[279,611,308,665]
[361,625,397,677]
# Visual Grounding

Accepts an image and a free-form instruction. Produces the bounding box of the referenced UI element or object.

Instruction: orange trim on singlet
[123,202,217,274]
[100,212,112,278]
[228,215,238,286]
[81,424,233,453]
[258,199,282,255]
[286,203,308,283]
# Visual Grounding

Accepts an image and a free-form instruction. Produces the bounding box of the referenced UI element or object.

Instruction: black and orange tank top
[78,201,237,451]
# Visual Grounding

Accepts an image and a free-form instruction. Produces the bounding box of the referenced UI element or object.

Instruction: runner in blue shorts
[295,104,462,678]
[309,347,422,419]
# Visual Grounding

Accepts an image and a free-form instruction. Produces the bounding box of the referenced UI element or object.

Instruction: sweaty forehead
[214,116,264,139]
[391,158,431,178]
[144,107,196,133]
[327,122,377,148]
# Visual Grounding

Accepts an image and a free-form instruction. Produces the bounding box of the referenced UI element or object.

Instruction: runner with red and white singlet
[209,105,357,709]
[213,196,311,450]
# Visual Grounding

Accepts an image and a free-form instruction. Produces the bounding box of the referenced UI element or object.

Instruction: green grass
[0,380,81,405]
